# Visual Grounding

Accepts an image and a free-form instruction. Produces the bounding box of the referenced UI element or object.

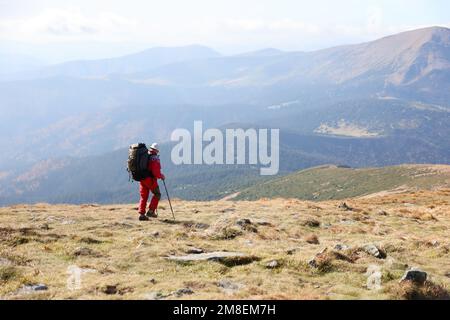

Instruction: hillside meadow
[1,188,449,300]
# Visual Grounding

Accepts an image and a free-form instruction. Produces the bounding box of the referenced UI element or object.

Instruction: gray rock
[308,258,318,268]
[266,260,280,269]
[303,219,320,228]
[286,248,297,255]
[174,288,194,297]
[18,284,48,294]
[193,223,209,229]
[244,240,254,246]
[362,244,386,259]
[235,219,258,232]
[400,268,427,285]
[339,202,353,211]
[218,279,244,295]
[255,220,273,226]
[103,285,117,295]
[31,284,48,291]
[384,257,408,270]
[0,258,13,266]
[377,210,388,216]
[143,291,168,300]
[166,252,258,266]
[150,231,160,238]
[334,244,349,251]
[308,248,328,269]
[40,223,50,230]
[73,247,99,257]
[429,240,440,247]
[236,219,252,227]
[367,271,382,290]
[186,247,204,254]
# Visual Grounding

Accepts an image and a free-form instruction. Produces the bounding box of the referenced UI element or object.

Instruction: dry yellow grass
[0,189,449,300]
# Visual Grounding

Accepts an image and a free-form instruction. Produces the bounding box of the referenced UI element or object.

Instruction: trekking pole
[162,179,175,221]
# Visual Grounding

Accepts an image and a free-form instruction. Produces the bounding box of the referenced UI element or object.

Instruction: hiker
[138,143,165,221]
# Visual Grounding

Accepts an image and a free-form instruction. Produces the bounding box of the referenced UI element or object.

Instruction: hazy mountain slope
[129,27,450,103]
[0,53,45,75]
[5,45,221,80]
[1,125,449,206]
[235,164,450,201]
[0,27,449,204]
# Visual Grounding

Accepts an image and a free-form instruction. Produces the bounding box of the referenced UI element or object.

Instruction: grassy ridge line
[235,164,450,201]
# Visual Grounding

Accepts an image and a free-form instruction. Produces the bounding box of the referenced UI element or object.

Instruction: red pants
[139,178,161,214]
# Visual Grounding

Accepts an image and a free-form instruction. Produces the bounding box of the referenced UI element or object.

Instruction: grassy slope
[0,189,449,300]
[235,165,450,201]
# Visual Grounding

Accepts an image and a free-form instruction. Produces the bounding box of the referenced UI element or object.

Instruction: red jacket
[149,154,163,179]
[140,153,164,190]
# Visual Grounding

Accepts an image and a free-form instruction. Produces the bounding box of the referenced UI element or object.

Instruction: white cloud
[0,8,137,42]
[367,6,383,34]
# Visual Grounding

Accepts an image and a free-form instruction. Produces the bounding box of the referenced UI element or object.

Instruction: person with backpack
[127,142,166,221]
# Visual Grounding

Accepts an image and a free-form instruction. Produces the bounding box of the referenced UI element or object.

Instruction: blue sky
[0,0,449,62]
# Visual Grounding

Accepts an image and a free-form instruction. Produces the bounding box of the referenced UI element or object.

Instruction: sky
[0,0,449,63]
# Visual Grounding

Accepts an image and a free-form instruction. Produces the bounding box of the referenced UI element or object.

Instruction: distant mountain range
[0,27,449,205]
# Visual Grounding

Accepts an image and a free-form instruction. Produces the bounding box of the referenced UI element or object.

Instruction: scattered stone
[377,210,388,216]
[429,240,440,247]
[103,285,118,295]
[150,231,160,238]
[61,219,75,225]
[384,257,408,270]
[218,279,244,295]
[40,223,50,230]
[400,268,427,285]
[186,247,204,254]
[142,291,168,300]
[18,284,48,294]
[46,216,58,222]
[244,240,254,246]
[149,278,157,284]
[235,219,258,232]
[303,219,320,228]
[362,244,387,259]
[167,251,258,266]
[255,220,273,226]
[73,247,101,257]
[193,223,209,229]
[306,235,320,245]
[339,202,353,211]
[235,219,250,226]
[445,272,450,278]
[286,248,297,255]
[0,257,13,266]
[366,265,382,290]
[266,260,280,269]
[308,248,328,268]
[334,244,349,251]
[79,237,102,244]
[173,288,194,297]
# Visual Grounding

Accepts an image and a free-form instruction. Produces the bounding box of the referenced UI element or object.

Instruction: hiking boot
[139,214,149,221]
[146,210,158,218]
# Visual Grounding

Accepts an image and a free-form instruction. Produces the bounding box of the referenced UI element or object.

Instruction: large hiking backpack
[127,143,152,181]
